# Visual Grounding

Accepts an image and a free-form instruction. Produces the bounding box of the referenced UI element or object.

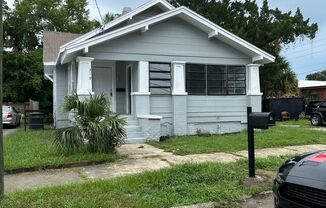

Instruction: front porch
[71,58,164,143]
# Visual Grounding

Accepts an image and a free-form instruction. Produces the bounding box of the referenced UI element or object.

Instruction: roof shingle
[43,31,81,63]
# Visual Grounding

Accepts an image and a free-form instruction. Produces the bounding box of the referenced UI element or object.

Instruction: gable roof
[58,1,275,65]
[43,31,81,63]
[60,0,174,51]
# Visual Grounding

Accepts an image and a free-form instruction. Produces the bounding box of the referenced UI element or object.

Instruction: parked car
[273,151,326,208]
[305,100,326,126]
[2,105,21,127]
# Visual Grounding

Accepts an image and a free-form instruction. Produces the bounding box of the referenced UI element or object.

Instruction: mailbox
[246,107,277,178]
[248,112,275,129]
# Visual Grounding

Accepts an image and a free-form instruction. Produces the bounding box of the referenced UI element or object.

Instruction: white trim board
[60,0,174,51]
[60,6,275,65]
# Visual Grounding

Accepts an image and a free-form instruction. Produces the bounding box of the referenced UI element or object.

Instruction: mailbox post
[247,106,275,178]
[247,107,255,178]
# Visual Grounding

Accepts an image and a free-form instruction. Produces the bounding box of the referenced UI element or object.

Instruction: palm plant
[54,93,126,153]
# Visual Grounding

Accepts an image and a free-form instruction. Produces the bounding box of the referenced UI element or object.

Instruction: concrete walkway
[5,144,326,193]
[3,127,19,137]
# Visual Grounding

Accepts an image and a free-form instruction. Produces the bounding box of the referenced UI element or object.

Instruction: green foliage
[4,0,99,51]
[3,49,53,108]
[2,0,101,108]
[0,161,276,208]
[103,12,120,24]
[306,70,326,81]
[169,0,318,97]
[54,94,126,153]
[4,129,119,171]
[149,121,326,155]
[261,57,298,97]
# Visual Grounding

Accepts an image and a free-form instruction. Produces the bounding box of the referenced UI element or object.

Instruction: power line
[295,61,326,71]
[282,44,326,58]
[296,67,326,75]
[94,0,104,26]
[283,37,326,52]
[284,42,326,56]
[286,48,326,60]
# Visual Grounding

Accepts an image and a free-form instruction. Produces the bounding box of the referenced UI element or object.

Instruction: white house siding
[54,65,70,128]
[150,96,173,136]
[150,95,248,136]
[87,16,253,136]
[88,17,251,65]
[187,96,247,134]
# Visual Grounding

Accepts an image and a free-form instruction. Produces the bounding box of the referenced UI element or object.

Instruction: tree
[4,0,100,51]
[306,71,326,81]
[103,12,120,24]
[3,0,102,109]
[54,94,126,153]
[3,49,53,109]
[169,0,318,97]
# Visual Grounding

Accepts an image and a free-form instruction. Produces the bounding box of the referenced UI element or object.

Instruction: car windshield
[2,106,11,113]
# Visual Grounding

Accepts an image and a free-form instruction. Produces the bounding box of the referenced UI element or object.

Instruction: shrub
[54,93,126,153]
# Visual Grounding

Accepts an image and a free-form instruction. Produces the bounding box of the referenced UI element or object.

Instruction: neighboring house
[43,0,275,143]
[299,80,326,103]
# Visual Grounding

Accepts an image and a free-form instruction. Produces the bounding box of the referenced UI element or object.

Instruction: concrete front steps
[122,115,146,144]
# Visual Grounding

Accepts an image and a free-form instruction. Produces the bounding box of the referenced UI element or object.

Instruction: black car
[305,101,326,126]
[273,151,326,208]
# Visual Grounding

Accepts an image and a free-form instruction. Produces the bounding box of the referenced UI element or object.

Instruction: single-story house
[43,0,275,143]
[299,80,326,103]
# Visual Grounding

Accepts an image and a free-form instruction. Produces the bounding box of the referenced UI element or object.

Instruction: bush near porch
[148,119,326,155]
[0,156,288,208]
[4,129,120,172]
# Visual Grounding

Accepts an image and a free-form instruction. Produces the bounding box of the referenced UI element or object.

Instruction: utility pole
[0,0,4,197]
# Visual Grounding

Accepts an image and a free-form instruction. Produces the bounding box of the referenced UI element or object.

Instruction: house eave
[60,5,275,65]
[60,0,174,50]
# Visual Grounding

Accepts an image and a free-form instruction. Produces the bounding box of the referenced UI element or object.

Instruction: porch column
[172,61,188,135]
[246,64,262,112]
[132,61,151,115]
[76,56,94,98]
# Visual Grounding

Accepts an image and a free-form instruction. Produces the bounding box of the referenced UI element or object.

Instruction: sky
[6,0,326,80]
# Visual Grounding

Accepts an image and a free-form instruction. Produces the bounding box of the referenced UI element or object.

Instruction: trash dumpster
[28,112,44,130]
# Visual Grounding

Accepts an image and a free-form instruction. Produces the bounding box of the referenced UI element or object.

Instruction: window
[207,65,227,95]
[227,65,246,95]
[149,63,171,95]
[186,64,246,95]
[186,64,206,95]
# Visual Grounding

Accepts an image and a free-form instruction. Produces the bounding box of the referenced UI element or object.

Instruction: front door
[92,67,113,103]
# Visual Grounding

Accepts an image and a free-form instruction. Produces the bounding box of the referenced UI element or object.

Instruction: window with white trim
[186,64,246,95]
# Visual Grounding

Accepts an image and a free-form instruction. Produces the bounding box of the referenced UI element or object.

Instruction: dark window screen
[186,64,246,95]
[186,64,206,95]
[149,63,171,95]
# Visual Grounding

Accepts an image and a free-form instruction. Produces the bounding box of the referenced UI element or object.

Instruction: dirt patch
[241,192,274,208]
[172,202,218,208]
[4,159,120,175]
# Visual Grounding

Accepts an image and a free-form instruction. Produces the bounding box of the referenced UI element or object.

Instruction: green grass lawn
[277,119,311,127]
[0,156,287,208]
[149,120,326,155]
[4,129,120,171]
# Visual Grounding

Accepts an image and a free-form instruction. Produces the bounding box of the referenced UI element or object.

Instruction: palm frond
[56,93,126,153]
[53,126,83,153]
